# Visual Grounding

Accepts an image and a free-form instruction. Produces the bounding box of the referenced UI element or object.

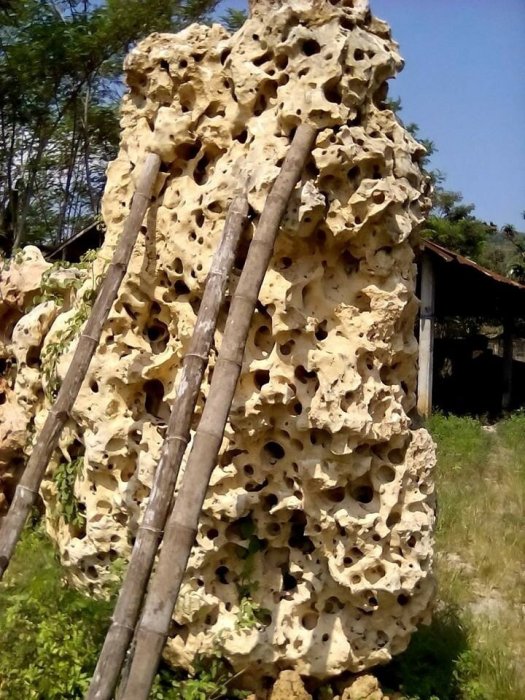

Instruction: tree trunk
[86,184,250,700]
[120,123,316,700]
[0,152,161,579]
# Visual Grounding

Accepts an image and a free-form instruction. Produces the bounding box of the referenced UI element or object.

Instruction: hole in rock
[233,127,248,144]
[276,54,289,70]
[194,210,205,228]
[279,340,294,356]
[351,483,374,504]
[246,478,268,493]
[377,464,396,484]
[315,321,328,341]
[253,50,272,66]
[282,571,297,591]
[398,594,409,606]
[323,78,342,104]
[145,321,169,353]
[302,39,321,56]
[341,16,355,30]
[262,441,285,463]
[220,48,231,64]
[174,257,184,274]
[254,369,270,390]
[294,365,317,384]
[388,447,406,464]
[215,565,230,584]
[347,165,360,182]
[159,59,169,70]
[174,140,201,162]
[310,429,331,447]
[26,345,40,368]
[207,528,219,540]
[144,379,165,417]
[263,493,278,509]
[324,596,344,613]
[386,510,401,527]
[324,487,345,503]
[301,612,318,630]
[174,280,190,295]
[254,324,273,356]
[288,512,314,553]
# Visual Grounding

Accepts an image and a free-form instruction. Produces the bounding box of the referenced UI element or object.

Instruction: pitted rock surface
[0,0,436,680]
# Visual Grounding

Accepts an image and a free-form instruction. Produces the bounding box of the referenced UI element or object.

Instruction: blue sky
[215,0,525,228]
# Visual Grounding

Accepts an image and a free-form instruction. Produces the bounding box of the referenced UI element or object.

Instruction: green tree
[423,189,495,259]
[221,8,247,31]
[0,0,219,255]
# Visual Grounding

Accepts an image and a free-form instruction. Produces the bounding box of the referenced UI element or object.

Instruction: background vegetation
[1,415,523,699]
[0,0,221,253]
[1,3,523,276]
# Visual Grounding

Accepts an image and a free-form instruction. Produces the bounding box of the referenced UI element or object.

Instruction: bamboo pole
[0,153,161,580]
[120,123,316,700]
[86,185,250,700]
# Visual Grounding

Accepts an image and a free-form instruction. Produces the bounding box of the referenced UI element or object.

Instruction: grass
[0,414,523,699]
[0,527,246,700]
[378,412,525,700]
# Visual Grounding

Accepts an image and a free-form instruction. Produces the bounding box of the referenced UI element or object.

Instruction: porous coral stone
[3,0,436,681]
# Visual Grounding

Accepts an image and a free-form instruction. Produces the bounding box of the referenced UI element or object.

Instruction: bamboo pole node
[110,620,136,632]
[81,333,101,343]
[217,356,243,369]
[16,484,39,497]
[184,352,209,362]
[138,525,163,535]
[195,428,230,441]
[165,435,189,445]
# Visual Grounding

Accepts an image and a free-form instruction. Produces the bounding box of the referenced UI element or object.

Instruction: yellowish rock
[269,671,312,700]
[341,674,383,700]
[0,0,436,683]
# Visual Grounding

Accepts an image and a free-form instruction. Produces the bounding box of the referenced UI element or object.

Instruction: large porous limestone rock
[0,0,436,682]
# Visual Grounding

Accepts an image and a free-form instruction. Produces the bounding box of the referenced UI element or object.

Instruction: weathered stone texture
[0,0,436,681]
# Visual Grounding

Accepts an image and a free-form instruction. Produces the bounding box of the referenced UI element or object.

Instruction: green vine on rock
[40,250,105,399]
[53,456,85,528]
[41,300,92,399]
[234,518,271,631]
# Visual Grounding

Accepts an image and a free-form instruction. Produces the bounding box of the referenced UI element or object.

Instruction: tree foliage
[0,0,219,255]
[423,189,495,260]
[221,8,247,32]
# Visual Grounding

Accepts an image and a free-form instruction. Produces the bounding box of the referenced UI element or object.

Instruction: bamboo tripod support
[86,185,250,700]
[0,153,161,580]
[120,123,317,700]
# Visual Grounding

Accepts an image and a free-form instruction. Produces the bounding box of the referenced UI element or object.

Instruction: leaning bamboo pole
[0,153,161,580]
[86,184,250,700]
[120,123,317,700]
